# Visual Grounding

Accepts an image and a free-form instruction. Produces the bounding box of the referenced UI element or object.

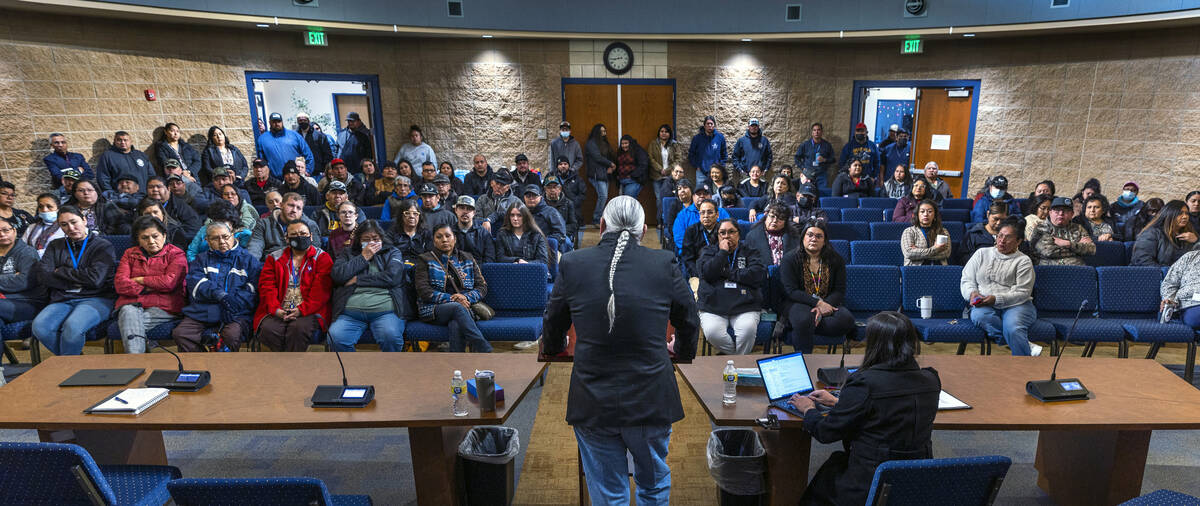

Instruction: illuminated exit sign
[305,30,328,47]
[901,39,923,54]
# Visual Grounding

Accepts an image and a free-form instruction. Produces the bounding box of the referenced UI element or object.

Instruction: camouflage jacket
[1029,220,1095,266]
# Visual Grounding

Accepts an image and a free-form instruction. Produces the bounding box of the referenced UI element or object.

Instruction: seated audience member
[656,165,687,211]
[523,185,571,252]
[744,203,800,267]
[32,206,116,356]
[53,167,82,204]
[918,161,952,202]
[1072,178,1103,217]
[187,200,251,262]
[155,122,200,176]
[439,161,465,197]
[1108,181,1143,233]
[791,185,827,225]
[22,193,63,256]
[1128,197,1165,241]
[278,160,321,205]
[380,175,416,221]
[354,158,377,186]
[1022,180,1055,216]
[780,221,855,353]
[662,179,693,247]
[738,165,768,198]
[199,125,249,184]
[218,183,257,233]
[433,174,458,210]
[328,201,361,257]
[43,132,94,187]
[248,192,319,259]
[261,190,283,218]
[113,216,186,354]
[162,159,203,202]
[146,176,201,240]
[1187,191,1200,232]
[511,155,542,196]
[1132,200,1197,267]
[254,220,332,352]
[681,199,722,278]
[547,156,586,221]
[174,221,260,352]
[1029,197,1095,266]
[961,218,1041,356]
[389,200,432,260]
[195,166,249,215]
[313,181,367,236]
[95,130,154,193]
[901,200,952,266]
[452,196,495,262]
[882,164,912,199]
[1075,195,1118,241]
[329,221,408,352]
[963,201,1010,258]
[697,219,766,355]
[749,175,793,222]
[673,183,729,254]
[414,224,491,353]
[104,175,146,212]
[494,202,550,266]
[1162,247,1200,330]
[831,159,875,199]
[418,182,456,233]
[137,199,188,250]
[474,170,521,229]
[971,175,1021,222]
[395,160,416,183]
[243,158,281,207]
[359,161,396,206]
[293,156,318,187]
[718,185,742,209]
[707,164,728,194]
[0,220,45,326]
[893,178,933,224]
[316,158,365,204]
[542,175,579,245]
[462,155,493,197]
[1023,195,1053,242]
[0,182,34,237]
[788,312,939,506]
[69,179,130,235]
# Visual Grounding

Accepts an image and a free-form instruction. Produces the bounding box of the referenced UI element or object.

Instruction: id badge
[724,281,738,289]
[812,160,820,167]
[1192,293,1200,302]
[65,287,82,294]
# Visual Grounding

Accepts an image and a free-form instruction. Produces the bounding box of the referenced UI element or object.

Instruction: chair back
[1032,265,1097,317]
[851,241,903,266]
[901,265,966,319]
[1097,266,1162,318]
[1085,241,1127,267]
[828,239,851,261]
[104,234,133,257]
[943,198,974,210]
[168,477,333,506]
[870,222,909,241]
[827,222,870,241]
[480,262,549,317]
[843,208,886,222]
[865,455,1012,506]
[820,208,842,221]
[819,197,858,209]
[726,207,749,221]
[0,442,118,505]
[859,197,898,209]
[941,209,970,223]
[845,265,901,313]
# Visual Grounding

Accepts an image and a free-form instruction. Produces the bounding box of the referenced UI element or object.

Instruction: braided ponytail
[606,229,631,332]
[600,195,646,334]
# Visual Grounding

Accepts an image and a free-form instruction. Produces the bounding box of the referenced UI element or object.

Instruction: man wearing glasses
[312,181,366,236]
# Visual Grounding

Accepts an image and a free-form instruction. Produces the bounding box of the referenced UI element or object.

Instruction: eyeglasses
[402,211,421,217]
[718,229,738,236]
[338,210,358,216]
[206,234,233,242]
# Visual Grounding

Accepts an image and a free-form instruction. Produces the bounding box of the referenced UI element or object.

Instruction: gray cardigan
[1162,250,1200,310]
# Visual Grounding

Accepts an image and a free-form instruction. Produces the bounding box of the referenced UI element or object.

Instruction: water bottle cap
[726,360,734,364]
[453,370,462,376]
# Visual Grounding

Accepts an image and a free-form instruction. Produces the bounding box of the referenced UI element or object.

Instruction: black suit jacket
[544,233,699,427]
[742,220,800,268]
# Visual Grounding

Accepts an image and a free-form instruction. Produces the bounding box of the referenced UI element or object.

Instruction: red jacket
[114,243,188,314]
[254,245,333,330]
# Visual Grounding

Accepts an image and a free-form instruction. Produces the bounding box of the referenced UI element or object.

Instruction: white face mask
[1122,190,1135,200]
[39,211,57,223]
[366,240,382,249]
[990,188,1004,199]
[560,130,570,139]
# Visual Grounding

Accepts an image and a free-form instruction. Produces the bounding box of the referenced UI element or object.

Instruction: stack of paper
[84,388,169,415]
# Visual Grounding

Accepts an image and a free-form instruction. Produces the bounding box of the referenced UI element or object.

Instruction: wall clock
[603,42,634,75]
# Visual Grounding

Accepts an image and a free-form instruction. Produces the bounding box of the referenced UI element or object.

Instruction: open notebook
[84,388,169,415]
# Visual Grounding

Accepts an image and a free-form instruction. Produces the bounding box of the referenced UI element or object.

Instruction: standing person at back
[688,116,726,188]
[543,196,699,506]
[256,113,313,179]
[584,124,616,227]
[793,122,835,191]
[549,120,583,182]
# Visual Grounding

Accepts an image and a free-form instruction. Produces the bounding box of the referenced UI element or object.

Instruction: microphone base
[1026,378,1089,402]
[817,367,849,386]
[312,385,375,408]
[145,369,210,391]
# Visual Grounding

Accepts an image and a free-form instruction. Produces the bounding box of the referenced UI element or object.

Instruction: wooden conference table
[678,354,1200,506]
[0,353,547,505]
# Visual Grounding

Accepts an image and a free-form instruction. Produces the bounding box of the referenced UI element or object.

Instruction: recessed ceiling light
[256,24,270,28]
[481,35,493,38]
[963,33,975,37]
[741,38,752,42]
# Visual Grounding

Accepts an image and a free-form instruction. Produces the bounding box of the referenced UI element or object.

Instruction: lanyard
[66,235,89,269]
[702,227,714,246]
[728,247,739,270]
[290,256,309,285]
[808,259,823,294]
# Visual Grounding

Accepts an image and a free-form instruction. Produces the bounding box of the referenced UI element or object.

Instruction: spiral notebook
[84,388,169,415]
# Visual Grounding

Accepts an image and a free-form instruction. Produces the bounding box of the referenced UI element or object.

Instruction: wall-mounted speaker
[785,4,802,22]
[903,0,927,17]
[448,1,464,17]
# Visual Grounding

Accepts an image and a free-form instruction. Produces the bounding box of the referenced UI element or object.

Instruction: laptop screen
[757,352,815,402]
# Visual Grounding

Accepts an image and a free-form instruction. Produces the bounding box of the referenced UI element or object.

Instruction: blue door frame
[245,71,387,167]
[850,79,982,198]
[560,78,677,135]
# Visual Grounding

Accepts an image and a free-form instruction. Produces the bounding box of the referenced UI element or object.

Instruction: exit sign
[901,39,923,54]
[305,30,328,47]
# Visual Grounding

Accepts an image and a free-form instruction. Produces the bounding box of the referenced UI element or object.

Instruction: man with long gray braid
[543,195,699,505]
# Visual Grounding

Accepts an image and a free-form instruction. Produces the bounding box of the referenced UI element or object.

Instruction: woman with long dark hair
[749,175,794,222]
[329,220,410,352]
[892,178,932,224]
[155,122,200,174]
[900,200,951,266]
[831,159,875,199]
[1186,191,1200,232]
[780,221,855,353]
[585,123,616,225]
[1132,200,1198,267]
[136,198,188,249]
[199,125,249,184]
[68,179,129,235]
[414,223,491,353]
[788,311,940,506]
[647,124,683,202]
[614,134,649,198]
[882,163,912,199]
[389,199,431,260]
[494,202,550,266]
[1074,195,1118,242]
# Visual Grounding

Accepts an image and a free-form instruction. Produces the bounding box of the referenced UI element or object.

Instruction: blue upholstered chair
[1085,241,1128,267]
[941,209,970,223]
[870,222,910,241]
[942,221,966,245]
[104,319,183,353]
[1033,265,1127,356]
[851,240,903,266]
[943,198,975,210]
[901,265,987,354]
[820,208,842,221]
[842,208,886,222]
[827,222,870,241]
[1119,489,1200,505]
[405,263,548,345]
[362,206,383,219]
[726,207,749,221]
[104,234,134,257]
[828,240,851,261]
[0,441,181,506]
[1098,266,1195,374]
[864,455,1012,506]
[167,477,372,506]
[845,265,901,340]
[741,197,762,210]
[883,208,894,222]
[819,196,858,209]
[859,197,897,209]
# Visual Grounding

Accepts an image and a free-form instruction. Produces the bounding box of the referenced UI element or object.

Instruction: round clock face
[604,42,634,75]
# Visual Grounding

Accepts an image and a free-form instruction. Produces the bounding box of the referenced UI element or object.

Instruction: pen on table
[113,396,128,404]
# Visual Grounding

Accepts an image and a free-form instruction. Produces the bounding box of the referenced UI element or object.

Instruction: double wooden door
[563,82,674,224]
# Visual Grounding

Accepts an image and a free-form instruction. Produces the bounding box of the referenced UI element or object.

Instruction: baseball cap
[889,124,899,132]
[455,195,476,208]
[116,174,137,183]
[345,112,361,121]
[1051,197,1073,209]
[61,167,82,180]
[855,122,868,131]
[798,183,818,197]
[163,159,181,169]
[211,166,232,178]
[417,182,437,195]
[432,174,451,184]
[990,175,1009,190]
[559,120,570,128]
[165,174,183,184]
[330,158,346,167]
[1124,181,1139,192]
[252,158,268,167]
[514,153,529,163]
[523,185,542,197]
[493,170,514,185]
[326,180,348,193]
[269,112,283,121]
[748,118,760,126]
[695,182,713,195]
[543,174,562,186]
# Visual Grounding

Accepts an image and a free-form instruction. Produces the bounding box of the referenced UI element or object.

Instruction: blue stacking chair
[858,197,897,209]
[105,234,133,256]
[944,198,975,210]
[820,208,842,221]
[1086,241,1128,267]
[864,455,1012,506]
[851,241,903,266]
[845,265,901,341]
[828,240,851,261]
[361,206,383,219]
[883,208,895,222]
[168,477,372,506]
[819,197,858,209]
[842,208,886,222]
[660,196,680,246]
[1119,489,1200,505]
[0,441,181,506]
[377,220,392,232]
[1098,267,1194,371]
[546,237,559,281]
[741,197,762,210]
[943,222,966,245]
[826,222,870,241]
[901,266,987,354]
[104,320,184,353]
[941,209,970,223]
[1033,265,1126,356]
[870,222,909,241]
[407,263,548,345]
[726,207,749,221]
[1125,241,1135,262]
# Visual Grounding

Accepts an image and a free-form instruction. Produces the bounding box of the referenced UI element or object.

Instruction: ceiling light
[256,24,270,28]
[741,38,752,42]
[963,33,975,37]
[481,35,493,38]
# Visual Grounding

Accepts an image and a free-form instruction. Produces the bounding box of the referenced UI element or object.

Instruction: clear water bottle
[722,360,737,406]
[0,365,6,387]
[451,370,468,417]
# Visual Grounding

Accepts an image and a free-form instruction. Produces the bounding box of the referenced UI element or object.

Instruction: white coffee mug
[916,296,934,319]
[935,234,949,246]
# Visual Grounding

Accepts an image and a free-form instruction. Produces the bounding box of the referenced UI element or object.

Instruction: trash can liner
[706,428,767,496]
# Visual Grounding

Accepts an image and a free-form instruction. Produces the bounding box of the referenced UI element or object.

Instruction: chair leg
[955,342,967,355]
[1145,342,1162,360]
[1118,341,1128,359]
[1186,342,1197,385]
[30,340,41,365]
[2,342,17,365]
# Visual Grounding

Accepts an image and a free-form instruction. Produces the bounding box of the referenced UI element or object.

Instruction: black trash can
[458,426,520,506]
[707,428,767,506]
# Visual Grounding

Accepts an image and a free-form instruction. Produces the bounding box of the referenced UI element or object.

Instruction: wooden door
[336,94,372,129]
[563,84,618,223]
[912,88,971,198]
[620,85,675,219]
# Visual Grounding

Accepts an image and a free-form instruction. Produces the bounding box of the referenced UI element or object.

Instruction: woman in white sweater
[1162,249,1200,330]
[959,218,1042,356]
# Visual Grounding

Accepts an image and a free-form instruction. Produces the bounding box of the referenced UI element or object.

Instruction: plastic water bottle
[451,370,468,417]
[722,360,737,406]
[0,365,6,387]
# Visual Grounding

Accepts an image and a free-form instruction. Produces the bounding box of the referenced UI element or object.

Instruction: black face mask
[854,133,866,142]
[298,121,309,130]
[288,236,312,251]
[796,196,812,208]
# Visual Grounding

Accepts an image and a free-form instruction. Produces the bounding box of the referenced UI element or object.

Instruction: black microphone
[311,350,374,408]
[1027,299,1091,402]
[817,333,852,387]
[144,339,211,391]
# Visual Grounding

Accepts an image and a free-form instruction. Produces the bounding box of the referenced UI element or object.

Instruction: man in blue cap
[255,112,313,178]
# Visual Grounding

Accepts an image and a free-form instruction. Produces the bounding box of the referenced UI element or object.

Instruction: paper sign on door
[930,135,951,151]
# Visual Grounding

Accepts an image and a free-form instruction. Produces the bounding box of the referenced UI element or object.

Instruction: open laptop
[757,352,830,417]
